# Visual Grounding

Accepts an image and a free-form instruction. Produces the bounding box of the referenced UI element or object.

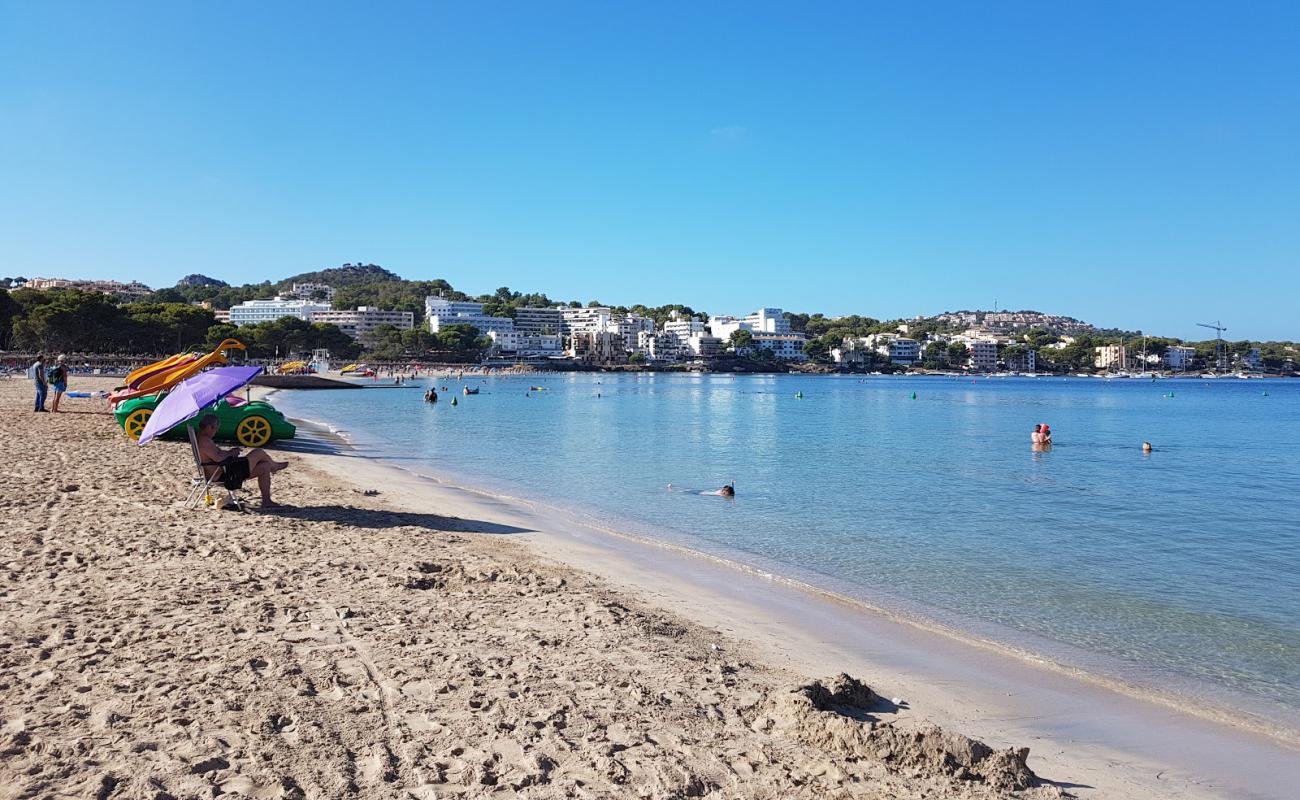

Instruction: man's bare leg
[247,449,289,474]
[255,463,278,508]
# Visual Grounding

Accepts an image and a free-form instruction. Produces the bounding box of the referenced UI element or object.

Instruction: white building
[743,308,791,334]
[831,337,871,365]
[707,315,745,340]
[617,314,657,351]
[1163,345,1196,371]
[25,277,154,302]
[887,337,920,365]
[288,282,336,302]
[967,340,999,371]
[1004,348,1037,372]
[229,297,332,326]
[683,333,723,360]
[752,333,809,361]
[487,330,564,358]
[708,307,791,341]
[561,307,615,335]
[425,296,515,336]
[1094,344,1125,370]
[851,333,919,365]
[636,330,681,362]
[514,307,564,335]
[663,318,705,343]
[568,330,625,365]
[309,307,414,341]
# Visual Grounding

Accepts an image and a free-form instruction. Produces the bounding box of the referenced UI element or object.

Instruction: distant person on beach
[29,354,47,412]
[47,355,68,412]
[195,413,289,508]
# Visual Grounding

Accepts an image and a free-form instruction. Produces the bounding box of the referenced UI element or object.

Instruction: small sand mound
[756,674,1044,793]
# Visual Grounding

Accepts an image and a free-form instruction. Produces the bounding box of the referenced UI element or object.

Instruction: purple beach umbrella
[137,365,264,445]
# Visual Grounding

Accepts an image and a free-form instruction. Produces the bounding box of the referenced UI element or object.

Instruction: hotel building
[229,297,332,326]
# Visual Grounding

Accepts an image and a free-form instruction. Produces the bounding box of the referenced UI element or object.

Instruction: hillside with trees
[2,264,1296,371]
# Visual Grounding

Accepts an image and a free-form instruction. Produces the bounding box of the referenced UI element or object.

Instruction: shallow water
[275,374,1300,723]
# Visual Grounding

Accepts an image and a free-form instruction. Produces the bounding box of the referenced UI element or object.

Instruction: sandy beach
[2,376,1295,799]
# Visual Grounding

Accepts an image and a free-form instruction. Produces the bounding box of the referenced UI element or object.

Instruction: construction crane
[1197,320,1228,372]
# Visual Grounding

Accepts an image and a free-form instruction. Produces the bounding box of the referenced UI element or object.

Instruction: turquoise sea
[273,374,1300,727]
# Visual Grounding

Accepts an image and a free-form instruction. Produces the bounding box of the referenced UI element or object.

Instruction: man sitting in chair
[195,413,289,508]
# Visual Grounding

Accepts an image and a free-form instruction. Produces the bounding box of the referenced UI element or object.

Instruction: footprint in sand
[356,744,398,785]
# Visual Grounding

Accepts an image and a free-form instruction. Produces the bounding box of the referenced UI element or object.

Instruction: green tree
[9,289,126,352]
[0,289,17,349]
[729,329,755,352]
[431,323,490,362]
[947,342,969,366]
[803,337,831,362]
[122,303,217,353]
[204,323,242,351]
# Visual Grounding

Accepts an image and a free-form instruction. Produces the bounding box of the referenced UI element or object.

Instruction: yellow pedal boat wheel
[235,415,273,447]
[122,407,152,441]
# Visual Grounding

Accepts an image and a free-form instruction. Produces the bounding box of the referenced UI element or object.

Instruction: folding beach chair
[184,426,246,511]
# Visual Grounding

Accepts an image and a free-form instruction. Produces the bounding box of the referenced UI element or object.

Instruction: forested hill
[276,263,401,289]
[150,264,702,323]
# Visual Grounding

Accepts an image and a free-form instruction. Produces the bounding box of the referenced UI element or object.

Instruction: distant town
[1,268,1294,375]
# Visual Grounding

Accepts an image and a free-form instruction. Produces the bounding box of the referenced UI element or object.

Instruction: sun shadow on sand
[822,695,907,723]
[1043,779,1096,790]
[262,504,534,535]
[267,436,342,455]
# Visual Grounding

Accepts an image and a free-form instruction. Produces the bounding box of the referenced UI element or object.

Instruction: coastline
[3,376,1295,799]
[268,389,1300,800]
[1,376,1062,799]
[269,385,1300,741]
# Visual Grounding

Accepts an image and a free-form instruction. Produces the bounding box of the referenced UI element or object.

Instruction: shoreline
[272,396,1300,746]
[5,376,1294,799]
[4,376,1071,799]
[268,392,1300,800]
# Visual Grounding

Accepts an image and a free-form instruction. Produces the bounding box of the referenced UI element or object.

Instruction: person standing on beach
[29,354,47,412]
[47,355,68,413]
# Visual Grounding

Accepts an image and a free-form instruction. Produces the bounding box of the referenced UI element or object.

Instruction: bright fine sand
[1,377,1294,800]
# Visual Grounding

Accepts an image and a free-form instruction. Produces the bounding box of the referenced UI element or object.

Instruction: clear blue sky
[2,2,1297,341]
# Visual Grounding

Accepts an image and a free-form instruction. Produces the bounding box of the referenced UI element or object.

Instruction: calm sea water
[274,374,1300,722]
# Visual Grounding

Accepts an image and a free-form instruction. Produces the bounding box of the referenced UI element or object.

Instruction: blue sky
[1,2,1296,341]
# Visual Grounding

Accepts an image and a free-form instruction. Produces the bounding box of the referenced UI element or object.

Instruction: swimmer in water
[1142,441,1153,453]
[717,481,735,498]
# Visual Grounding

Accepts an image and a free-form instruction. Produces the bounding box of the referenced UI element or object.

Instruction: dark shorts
[52,382,66,393]
[221,456,251,486]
